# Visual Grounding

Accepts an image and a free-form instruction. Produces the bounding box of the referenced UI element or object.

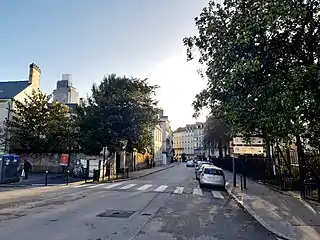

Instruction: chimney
[28,63,41,89]
[159,109,164,117]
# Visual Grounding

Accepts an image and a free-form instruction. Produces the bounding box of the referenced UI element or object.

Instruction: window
[204,168,224,176]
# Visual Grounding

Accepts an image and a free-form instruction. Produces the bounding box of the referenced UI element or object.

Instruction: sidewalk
[224,170,320,240]
[0,173,65,187]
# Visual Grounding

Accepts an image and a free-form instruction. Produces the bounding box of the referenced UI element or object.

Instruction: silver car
[199,165,226,189]
[195,162,213,180]
[186,160,195,167]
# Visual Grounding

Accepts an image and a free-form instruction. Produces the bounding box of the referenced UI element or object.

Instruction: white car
[195,163,213,180]
[186,160,195,167]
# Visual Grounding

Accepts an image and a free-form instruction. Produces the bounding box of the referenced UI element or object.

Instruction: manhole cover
[96,210,135,218]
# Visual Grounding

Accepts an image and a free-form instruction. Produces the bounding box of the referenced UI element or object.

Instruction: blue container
[0,154,21,184]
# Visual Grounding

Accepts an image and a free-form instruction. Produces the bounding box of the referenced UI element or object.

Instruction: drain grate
[141,213,152,216]
[96,210,135,218]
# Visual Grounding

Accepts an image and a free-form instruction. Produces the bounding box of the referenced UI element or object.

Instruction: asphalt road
[0,163,280,240]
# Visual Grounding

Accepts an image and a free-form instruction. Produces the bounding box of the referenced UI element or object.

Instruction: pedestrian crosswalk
[69,182,228,200]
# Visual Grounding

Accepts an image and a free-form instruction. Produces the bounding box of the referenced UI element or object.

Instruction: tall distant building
[173,122,205,160]
[53,74,79,104]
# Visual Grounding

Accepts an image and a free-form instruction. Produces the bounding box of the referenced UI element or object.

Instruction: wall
[152,124,163,166]
[173,130,185,156]
[19,153,62,173]
[0,100,10,154]
[13,85,35,105]
[21,151,151,174]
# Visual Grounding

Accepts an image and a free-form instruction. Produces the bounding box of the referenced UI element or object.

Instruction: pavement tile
[224,170,320,240]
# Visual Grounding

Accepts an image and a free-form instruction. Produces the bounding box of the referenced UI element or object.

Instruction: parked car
[195,162,213,180]
[195,161,212,175]
[199,165,226,189]
[186,160,195,167]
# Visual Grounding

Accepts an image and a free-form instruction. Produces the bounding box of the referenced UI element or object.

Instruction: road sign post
[232,136,265,190]
[232,157,236,187]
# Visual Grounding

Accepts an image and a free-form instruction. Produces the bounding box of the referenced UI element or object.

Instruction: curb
[226,187,295,240]
[0,164,177,192]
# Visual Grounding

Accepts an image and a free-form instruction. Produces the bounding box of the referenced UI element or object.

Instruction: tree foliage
[203,116,231,157]
[76,74,159,155]
[184,0,320,150]
[6,90,75,154]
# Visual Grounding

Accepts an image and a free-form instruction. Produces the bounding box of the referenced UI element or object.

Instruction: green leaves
[76,74,159,154]
[6,90,75,154]
[185,0,320,150]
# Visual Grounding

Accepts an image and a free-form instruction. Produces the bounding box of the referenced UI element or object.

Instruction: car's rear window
[204,168,224,175]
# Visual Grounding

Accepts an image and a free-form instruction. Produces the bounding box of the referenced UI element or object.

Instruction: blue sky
[0,0,210,130]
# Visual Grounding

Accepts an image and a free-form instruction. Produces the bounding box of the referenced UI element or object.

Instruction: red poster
[60,154,69,166]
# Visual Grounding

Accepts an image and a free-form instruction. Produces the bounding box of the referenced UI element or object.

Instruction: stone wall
[20,151,152,174]
[20,153,62,173]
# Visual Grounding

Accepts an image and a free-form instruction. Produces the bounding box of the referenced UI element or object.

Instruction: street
[0,164,279,240]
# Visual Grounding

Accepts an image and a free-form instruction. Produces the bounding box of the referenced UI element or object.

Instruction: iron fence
[210,156,319,203]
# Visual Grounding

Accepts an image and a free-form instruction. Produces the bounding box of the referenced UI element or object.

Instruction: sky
[0,0,210,130]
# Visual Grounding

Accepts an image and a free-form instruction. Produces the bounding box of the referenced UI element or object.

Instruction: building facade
[173,122,205,160]
[152,124,163,166]
[53,74,79,104]
[173,127,185,159]
[158,110,173,165]
[0,63,41,154]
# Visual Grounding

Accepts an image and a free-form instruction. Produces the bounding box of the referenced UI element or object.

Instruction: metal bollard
[66,170,69,185]
[45,170,48,186]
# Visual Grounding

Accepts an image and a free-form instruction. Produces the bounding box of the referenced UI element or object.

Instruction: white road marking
[87,184,105,189]
[154,185,168,192]
[193,188,203,196]
[211,190,224,199]
[137,184,152,191]
[103,182,123,189]
[73,184,88,188]
[173,186,184,194]
[120,184,137,189]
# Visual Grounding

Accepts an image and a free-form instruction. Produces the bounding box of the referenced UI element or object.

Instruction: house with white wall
[158,109,173,164]
[0,63,41,153]
[152,124,163,166]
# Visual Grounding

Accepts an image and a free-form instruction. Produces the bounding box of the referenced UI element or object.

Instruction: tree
[76,74,159,155]
[184,0,320,151]
[6,90,74,154]
[203,116,231,158]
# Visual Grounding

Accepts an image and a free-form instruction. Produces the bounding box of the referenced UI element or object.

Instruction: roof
[173,127,186,133]
[203,165,222,170]
[0,81,29,99]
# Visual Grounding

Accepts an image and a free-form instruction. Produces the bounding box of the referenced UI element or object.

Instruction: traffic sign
[233,137,264,145]
[233,146,264,155]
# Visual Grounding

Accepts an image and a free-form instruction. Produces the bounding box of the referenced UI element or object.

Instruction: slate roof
[173,127,186,133]
[0,81,30,99]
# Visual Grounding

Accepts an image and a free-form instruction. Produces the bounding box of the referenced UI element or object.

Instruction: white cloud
[142,50,208,130]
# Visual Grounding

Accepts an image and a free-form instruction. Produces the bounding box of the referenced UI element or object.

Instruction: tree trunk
[275,145,292,176]
[296,135,306,198]
[218,139,223,159]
